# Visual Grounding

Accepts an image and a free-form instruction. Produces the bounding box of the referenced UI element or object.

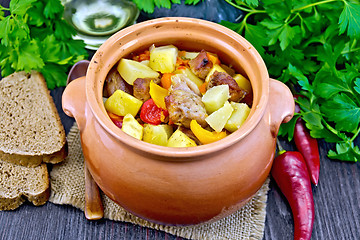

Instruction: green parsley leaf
[307,125,342,143]
[54,20,77,40]
[302,111,323,130]
[279,25,300,50]
[0,0,88,89]
[288,63,309,84]
[9,0,36,15]
[41,63,68,89]
[184,0,202,5]
[328,142,360,162]
[244,24,267,56]
[131,0,201,13]
[153,0,173,9]
[17,40,44,71]
[0,16,11,46]
[12,15,30,40]
[354,78,360,95]
[132,0,155,13]
[0,45,15,77]
[64,39,88,61]
[278,115,300,142]
[221,20,244,33]
[316,42,344,72]
[243,0,259,7]
[338,1,360,38]
[27,1,47,27]
[316,82,349,99]
[43,0,63,19]
[298,75,313,93]
[39,35,61,63]
[321,93,360,133]
[260,19,283,30]
[314,65,358,99]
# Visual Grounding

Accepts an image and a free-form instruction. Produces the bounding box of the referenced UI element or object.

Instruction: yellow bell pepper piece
[149,81,168,109]
[190,120,227,144]
[233,74,251,92]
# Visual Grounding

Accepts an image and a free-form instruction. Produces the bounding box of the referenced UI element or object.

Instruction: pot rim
[86,17,269,159]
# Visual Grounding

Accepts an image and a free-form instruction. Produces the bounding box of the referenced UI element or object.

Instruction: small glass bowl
[62,0,139,50]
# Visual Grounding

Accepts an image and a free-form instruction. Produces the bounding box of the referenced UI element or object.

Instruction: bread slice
[0,71,67,167]
[0,160,49,210]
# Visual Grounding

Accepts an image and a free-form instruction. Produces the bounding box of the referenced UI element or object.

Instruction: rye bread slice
[0,71,67,167]
[0,160,49,210]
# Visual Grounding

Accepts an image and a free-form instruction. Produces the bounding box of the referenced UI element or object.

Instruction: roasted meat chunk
[133,78,152,102]
[171,74,201,96]
[103,67,133,97]
[207,71,247,102]
[188,50,213,79]
[133,78,160,102]
[165,90,208,128]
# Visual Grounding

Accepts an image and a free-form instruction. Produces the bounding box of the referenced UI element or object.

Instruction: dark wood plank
[264,139,360,240]
[1,61,359,240]
[1,0,360,239]
[0,202,181,240]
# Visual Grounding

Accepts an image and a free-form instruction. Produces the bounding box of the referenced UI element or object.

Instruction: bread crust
[0,71,64,209]
[0,142,68,167]
[0,162,50,210]
[0,187,50,210]
[0,71,67,166]
[0,197,26,211]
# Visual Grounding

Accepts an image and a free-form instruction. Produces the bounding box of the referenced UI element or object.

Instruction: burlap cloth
[49,123,270,240]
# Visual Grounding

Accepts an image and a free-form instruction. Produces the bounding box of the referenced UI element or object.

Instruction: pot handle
[268,78,295,138]
[62,76,87,132]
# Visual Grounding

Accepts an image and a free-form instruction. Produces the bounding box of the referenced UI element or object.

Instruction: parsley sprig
[0,0,88,89]
[131,0,202,13]
[222,0,360,161]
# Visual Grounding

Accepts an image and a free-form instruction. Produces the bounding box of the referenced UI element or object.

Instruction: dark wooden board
[1,0,359,239]
[0,72,358,240]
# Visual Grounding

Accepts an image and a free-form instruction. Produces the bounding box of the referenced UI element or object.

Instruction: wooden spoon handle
[84,161,104,220]
[66,60,104,220]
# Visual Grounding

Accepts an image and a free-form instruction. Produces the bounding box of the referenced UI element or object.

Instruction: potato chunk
[104,90,143,117]
[202,85,230,113]
[149,45,178,73]
[183,51,199,59]
[143,124,173,146]
[167,129,197,147]
[122,114,143,140]
[205,101,234,132]
[117,58,159,85]
[225,102,251,132]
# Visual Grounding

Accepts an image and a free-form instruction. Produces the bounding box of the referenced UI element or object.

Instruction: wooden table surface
[1,1,359,239]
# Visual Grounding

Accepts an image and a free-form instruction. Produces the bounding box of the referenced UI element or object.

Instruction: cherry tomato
[140,99,168,125]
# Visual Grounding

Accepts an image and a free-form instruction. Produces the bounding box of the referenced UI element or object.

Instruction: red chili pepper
[271,151,314,240]
[294,95,320,185]
[140,98,169,125]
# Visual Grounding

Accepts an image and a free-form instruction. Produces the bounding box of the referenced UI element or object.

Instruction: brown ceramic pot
[62,17,294,226]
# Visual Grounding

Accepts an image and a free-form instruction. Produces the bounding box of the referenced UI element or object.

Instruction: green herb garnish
[131,0,203,13]
[0,0,88,89]
[222,0,360,161]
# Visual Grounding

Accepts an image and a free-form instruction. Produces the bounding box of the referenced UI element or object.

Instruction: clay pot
[62,17,294,225]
